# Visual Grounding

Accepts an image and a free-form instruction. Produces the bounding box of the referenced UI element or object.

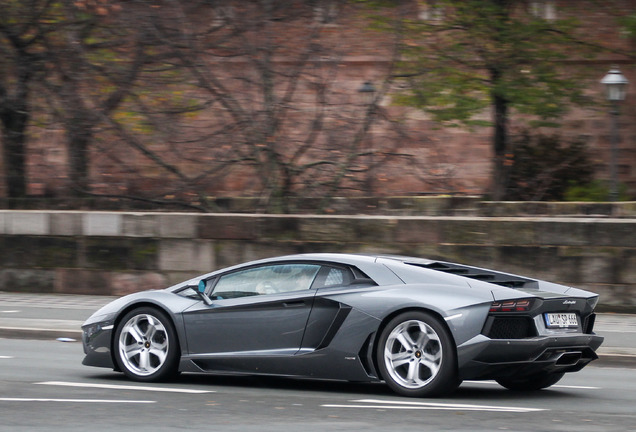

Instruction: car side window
[313,265,354,289]
[211,263,321,299]
[324,267,345,286]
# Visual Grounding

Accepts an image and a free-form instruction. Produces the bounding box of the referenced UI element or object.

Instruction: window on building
[418,0,444,21]
[530,0,556,21]
[314,1,339,25]
[212,5,234,27]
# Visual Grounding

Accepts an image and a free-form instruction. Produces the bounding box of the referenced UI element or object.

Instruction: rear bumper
[457,333,604,380]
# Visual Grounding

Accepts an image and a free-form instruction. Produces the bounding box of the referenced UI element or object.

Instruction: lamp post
[358,81,377,195]
[601,67,628,201]
[358,81,376,107]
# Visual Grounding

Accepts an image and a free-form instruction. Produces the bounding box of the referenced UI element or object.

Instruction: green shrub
[564,180,630,202]
[505,131,595,201]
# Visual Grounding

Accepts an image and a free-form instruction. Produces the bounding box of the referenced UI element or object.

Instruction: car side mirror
[197,280,213,306]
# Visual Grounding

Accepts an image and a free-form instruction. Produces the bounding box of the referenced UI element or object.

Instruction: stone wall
[0,210,634,311]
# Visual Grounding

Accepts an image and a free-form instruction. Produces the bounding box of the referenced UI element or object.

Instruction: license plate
[545,313,578,329]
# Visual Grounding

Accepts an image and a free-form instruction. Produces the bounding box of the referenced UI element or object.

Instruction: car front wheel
[114,307,180,382]
[377,311,459,397]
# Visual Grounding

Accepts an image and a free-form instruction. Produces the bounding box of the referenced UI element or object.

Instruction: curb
[0,327,82,341]
[595,355,636,368]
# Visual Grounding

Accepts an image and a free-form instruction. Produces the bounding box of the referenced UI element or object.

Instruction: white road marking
[36,381,214,394]
[0,398,154,404]
[0,310,20,313]
[550,384,600,390]
[464,380,600,390]
[323,399,546,413]
[0,356,13,359]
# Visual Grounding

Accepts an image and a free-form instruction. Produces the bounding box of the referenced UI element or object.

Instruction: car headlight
[83,323,102,339]
[82,312,116,336]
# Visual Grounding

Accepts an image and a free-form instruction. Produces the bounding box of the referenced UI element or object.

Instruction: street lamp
[601,67,629,201]
[358,81,376,107]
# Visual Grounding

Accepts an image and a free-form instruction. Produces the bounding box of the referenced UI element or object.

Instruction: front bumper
[457,333,604,380]
[81,321,115,369]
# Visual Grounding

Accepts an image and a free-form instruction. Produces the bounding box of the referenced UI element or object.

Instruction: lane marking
[0,310,20,313]
[597,352,636,357]
[0,356,14,359]
[598,329,636,333]
[322,404,543,413]
[36,381,214,394]
[0,398,155,404]
[464,380,600,390]
[549,384,600,390]
[322,399,546,413]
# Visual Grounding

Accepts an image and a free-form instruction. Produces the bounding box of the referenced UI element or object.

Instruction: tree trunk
[1,119,28,199]
[490,64,509,201]
[492,94,508,201]
[67,131,91,196]
[66,109,93,196]
[0,76,30,198]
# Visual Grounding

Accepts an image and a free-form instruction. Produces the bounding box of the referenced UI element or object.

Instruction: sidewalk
[1,291,635,367]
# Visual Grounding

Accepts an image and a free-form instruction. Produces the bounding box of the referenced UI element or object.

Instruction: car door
[182,263,321,357]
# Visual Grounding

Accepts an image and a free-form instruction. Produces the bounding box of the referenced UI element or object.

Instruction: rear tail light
[490,299,533,312]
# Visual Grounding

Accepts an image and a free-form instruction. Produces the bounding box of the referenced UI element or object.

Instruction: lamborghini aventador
[82,253,603,397]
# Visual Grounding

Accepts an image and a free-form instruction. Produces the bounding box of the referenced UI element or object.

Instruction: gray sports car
[82,253,603,397]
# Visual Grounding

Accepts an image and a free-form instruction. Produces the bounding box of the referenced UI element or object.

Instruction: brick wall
[4,1,636,201]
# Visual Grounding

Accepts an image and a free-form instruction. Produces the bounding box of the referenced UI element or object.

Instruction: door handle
[283,301,305,308]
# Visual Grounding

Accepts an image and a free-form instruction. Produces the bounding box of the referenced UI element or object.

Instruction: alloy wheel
[383,319,443,389]
[118,313,170,377]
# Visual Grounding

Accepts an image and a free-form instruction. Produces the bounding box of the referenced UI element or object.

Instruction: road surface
[0,338,634,432]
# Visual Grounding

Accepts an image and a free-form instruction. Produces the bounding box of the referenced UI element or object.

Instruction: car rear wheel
[377,311,458,397]
[496,372,565,391]
[114,307,179,382]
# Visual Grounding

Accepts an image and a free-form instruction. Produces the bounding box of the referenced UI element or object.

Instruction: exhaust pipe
[555,351,582,366]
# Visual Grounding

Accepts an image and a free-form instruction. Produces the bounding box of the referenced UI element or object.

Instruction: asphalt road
[1,338,635,432]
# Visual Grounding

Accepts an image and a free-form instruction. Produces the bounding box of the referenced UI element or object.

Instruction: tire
[377,311,459,397]
[496,372,565,391]
[114,307,180,382]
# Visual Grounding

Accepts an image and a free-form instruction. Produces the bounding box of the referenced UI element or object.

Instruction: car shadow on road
[87,371,393,396]
[85,371,594,401]
[454,383,596,402]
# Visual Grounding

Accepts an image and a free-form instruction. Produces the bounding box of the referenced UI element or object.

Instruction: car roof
[172,252,545,292]
[254,253,433,266]
[172,253,412,290]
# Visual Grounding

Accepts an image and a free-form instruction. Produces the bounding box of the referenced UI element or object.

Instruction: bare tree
[3,0,434,211]
[135,0,409,212]
[0,1,52,199]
